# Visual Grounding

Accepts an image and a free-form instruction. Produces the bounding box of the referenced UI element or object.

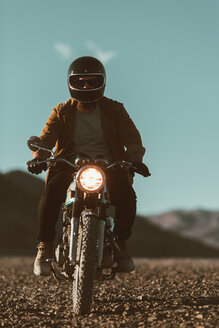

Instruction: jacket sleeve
[116,103,146,162]
[32,107,60,159]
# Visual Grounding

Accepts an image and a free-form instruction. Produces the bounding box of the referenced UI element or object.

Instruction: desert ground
[0,257,218,328]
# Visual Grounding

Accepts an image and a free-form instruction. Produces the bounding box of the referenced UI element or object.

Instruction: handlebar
[31,157,145,176]
[28,141,148,177]
[106,161,133,169]
[33,157,77,169]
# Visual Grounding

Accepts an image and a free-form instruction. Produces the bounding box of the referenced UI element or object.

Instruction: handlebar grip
[131,164,151,177]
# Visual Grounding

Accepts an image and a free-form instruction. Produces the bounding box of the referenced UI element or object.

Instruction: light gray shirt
[72,104,113,163]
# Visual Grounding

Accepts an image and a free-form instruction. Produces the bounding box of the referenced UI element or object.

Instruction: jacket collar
[70,96,112,111]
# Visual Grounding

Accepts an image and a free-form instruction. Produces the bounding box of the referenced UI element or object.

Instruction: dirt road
[0,258,218,327]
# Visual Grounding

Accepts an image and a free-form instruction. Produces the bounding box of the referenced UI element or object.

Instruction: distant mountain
[146,210,219,249]
[0,171,44,255]
[0,170,219,257]
[129,216,219,257]
[5,170,45,197]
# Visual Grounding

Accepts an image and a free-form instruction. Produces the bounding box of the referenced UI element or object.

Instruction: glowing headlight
[78,167,104,192]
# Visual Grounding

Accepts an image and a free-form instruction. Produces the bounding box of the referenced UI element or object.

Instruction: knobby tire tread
[72,214,98,315]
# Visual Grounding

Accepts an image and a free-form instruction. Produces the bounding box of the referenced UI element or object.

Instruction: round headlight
[78,166,104,192]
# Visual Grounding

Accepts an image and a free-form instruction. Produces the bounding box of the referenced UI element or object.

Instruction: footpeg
[96,268,116,281]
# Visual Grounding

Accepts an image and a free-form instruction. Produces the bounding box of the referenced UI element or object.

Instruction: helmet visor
[69,74,104,90]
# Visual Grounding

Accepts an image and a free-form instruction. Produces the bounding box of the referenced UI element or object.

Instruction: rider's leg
[107,168,136,239]
[107,168,136,272]
[34,168,72,276]
[37,169,72,242]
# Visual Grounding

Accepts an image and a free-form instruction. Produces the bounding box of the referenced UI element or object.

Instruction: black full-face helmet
[68,56,106,102]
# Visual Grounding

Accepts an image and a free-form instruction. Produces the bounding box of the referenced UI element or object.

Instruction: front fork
[97,219,105,268]
[69,216,79,265]
[68,184,108,268]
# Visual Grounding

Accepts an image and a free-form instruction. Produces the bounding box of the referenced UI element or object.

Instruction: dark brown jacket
[37,96,145,163]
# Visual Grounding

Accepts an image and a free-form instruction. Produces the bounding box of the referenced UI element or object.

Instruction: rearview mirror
[27,136,42,151]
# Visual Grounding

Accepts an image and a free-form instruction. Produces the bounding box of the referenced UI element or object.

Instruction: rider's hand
[26,158,47,175]
[132,161,151,177]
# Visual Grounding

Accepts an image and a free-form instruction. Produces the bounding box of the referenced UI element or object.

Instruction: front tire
[72,213,99,314]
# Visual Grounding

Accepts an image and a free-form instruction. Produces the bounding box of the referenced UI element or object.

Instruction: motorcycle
[27,136,147,315]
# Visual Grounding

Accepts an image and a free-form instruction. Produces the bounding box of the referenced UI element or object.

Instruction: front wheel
[72,213,99,314]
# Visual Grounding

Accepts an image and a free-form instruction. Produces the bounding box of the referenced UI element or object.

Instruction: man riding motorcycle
[27,56,149,276]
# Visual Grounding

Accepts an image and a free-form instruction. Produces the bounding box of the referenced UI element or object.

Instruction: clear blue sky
[1,0,219,215]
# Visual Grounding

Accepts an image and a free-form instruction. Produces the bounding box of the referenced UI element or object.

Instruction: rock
[0,258,218,327]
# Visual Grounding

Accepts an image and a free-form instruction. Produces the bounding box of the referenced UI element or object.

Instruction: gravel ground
[0,257,218,328]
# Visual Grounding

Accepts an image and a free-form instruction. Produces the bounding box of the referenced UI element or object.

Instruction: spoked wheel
[72,214,99,315]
